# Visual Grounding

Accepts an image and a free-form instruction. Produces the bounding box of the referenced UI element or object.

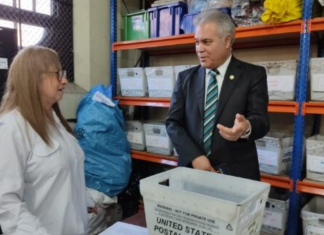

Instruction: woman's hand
[87,206,99,214]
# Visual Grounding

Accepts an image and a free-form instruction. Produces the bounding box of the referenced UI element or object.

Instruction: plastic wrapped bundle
[204,0,233,9]
[261,0,302,24]
[231,0,265,26]
[188,0,208,13]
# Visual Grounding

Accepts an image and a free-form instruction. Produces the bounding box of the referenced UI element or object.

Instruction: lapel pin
[229,75,235,80]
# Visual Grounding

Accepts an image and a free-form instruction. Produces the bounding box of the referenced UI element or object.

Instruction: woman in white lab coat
[0,46,92,235]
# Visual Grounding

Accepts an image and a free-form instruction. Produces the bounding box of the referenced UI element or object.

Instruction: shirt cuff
[241,120,251,139]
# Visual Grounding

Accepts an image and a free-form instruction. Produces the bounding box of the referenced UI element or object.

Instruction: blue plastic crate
[148,2,188,38]
[180,8,231,34]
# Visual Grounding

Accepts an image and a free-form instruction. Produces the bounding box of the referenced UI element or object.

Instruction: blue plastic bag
[74,84,132,197]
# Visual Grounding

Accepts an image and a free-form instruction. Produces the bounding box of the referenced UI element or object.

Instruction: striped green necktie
[203,69,219,157]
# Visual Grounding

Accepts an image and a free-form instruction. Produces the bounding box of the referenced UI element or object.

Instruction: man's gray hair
[194,10,236,45]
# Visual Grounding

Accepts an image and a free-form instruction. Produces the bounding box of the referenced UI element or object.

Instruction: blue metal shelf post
[110,0,117,97]
[287,0,314,234]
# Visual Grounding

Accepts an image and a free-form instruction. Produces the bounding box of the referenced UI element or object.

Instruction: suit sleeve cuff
[241,120,252,139]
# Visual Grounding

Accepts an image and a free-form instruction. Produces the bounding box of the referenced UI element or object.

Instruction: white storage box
[310,58,324,101]
[145,66,175,97]
[301,196,324,235]
[261,189,289,235]
[140,167,270,235]
[174,65,196,81]
[256,132,293,175]
[255,60,297,101]
[126,121,145,150]
[117,67,147,97]
[306,135,324,182]
[143,122,172,155]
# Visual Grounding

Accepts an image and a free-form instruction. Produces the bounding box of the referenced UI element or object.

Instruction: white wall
[73,0,110,91]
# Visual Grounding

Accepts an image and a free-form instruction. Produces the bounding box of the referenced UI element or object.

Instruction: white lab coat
[0,109,89,235]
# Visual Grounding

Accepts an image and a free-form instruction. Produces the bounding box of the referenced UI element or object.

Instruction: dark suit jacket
[166,56,270,180]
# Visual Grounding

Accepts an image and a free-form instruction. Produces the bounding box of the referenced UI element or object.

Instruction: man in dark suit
[166,10,269,180]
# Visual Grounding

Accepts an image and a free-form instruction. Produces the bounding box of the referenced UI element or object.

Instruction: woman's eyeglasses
[45,70,67,82]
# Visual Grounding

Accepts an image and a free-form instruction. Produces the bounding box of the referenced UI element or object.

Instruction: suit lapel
[215,57,242,123]
[195,66,205,118]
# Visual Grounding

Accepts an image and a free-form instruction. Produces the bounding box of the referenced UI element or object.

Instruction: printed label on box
[283,146,293,163]
[132,15,145,31]
[267,75,295,92]
[150,202,222,234]
[312,74,324,92]
[145,135,169,149]
[148,77,173,91]
[120,77,144,91]
[127,132,144,145]
[0,58,8,69]
[263,210,283,230]
[307,155,324,174]
[305,225,324,235]
[257,149,279,167]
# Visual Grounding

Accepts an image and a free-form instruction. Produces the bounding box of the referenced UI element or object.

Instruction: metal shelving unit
[110,0,324,233]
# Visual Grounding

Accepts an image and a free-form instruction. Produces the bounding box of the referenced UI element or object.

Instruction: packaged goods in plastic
[140,167,270,235]
[145,66,175,97]
[306,135,324,182]
[255,60,297,100]
[262,188,289,235]
[256,131,293,175]
[126,121,146,151]
[118,68,147,97]
[143,122,172,155]
[310,58,324,101]
[231,0,264,26]
[301,196,324,235]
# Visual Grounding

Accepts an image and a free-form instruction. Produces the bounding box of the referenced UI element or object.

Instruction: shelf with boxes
[116,96,299,113]
[113,20,304,52]
[110,0,324,233]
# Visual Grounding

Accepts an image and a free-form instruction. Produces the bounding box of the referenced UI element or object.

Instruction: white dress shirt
[0,109,89,235]
[204,54,251,138]
[204,54,232,106]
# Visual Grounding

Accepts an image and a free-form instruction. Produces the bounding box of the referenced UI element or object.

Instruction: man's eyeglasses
[45,70,67,82]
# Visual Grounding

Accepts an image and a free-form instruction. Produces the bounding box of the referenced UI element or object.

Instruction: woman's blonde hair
[0,46,73,145]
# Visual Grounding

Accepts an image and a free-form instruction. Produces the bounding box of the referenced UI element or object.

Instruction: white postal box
[145,66,175,98]
[118,67,147,97]
[143,122,172,155]
[126,121,145,151]
[310,58,324,101]
[174,65,196,81]
[262,189,289,235]
[256,132,293,175]
[301,196,324,235]
[140,167,270,235]
[255,60,297,101]
[306,135,324,182]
